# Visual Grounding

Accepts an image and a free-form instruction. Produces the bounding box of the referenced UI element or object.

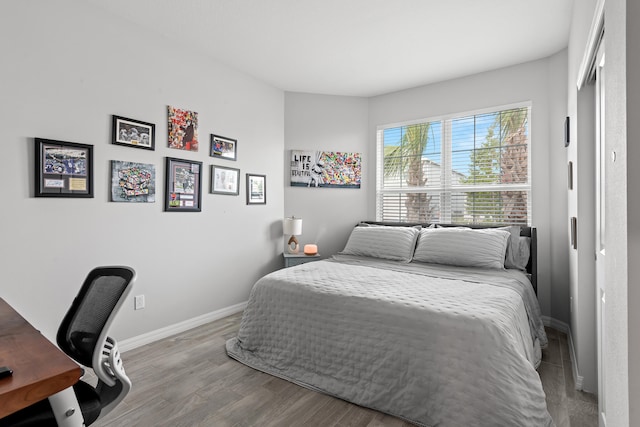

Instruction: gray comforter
[226,255,553,426]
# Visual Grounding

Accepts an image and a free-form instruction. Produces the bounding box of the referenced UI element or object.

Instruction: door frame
[594,37,606,427]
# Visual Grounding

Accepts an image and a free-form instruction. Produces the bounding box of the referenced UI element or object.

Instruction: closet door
[594,39,606,427]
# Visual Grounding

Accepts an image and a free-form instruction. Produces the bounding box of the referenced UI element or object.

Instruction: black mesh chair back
[57,266,135,367]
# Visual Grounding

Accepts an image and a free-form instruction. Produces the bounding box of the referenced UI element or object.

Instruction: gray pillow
[341,226,420,262]
[413,227,510,269]
[499,226,530,271]
[515,236,531,270]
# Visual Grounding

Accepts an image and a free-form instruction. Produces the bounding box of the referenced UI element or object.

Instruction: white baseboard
[541,316,583,390]
[119,301,247,353]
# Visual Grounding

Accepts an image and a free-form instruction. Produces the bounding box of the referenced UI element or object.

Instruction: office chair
[0,266,136,427]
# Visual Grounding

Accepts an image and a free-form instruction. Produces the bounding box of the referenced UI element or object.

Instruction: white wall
[0,1,284,342]
[367,54,569,322]
[566,0,599,393]
[284,93,370,255]
[547,51,572,327]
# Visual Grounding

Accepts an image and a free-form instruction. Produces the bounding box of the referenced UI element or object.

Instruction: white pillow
[340,226,420,262]
[412,227,510,269]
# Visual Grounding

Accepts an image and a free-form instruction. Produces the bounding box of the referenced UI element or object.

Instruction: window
[377,105,531,225]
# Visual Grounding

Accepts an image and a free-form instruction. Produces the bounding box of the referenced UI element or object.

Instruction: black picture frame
[210,165,240,195]
[246,173,266,205]
[210,134,237,161]
[164,157,202,212]
[34,138,94,198]
[564,116,570,147]
[112,115,155,150]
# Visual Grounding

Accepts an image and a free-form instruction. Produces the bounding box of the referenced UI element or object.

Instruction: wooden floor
[539,327,598,427]
[90,312,598,427]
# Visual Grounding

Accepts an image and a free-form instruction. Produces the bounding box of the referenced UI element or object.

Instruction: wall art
[211,165,240,195]
[246,173,266,205]
[164,157,202,212]
[168,106,198,151]
[111,160,156,202]
[35,138,93,198]
[210,134,237,161]
[290,150,361,188]
[112,115,155,150]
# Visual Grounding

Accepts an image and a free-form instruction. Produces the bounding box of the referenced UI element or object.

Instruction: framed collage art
[164,157,202,212]
[35,138,94,198]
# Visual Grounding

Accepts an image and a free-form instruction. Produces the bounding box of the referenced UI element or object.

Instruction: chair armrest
[94,337,132,419]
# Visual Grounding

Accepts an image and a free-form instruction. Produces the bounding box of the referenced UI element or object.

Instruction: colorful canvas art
[290,150,361,188]
[111,161,155,202]
[168,106,198,151]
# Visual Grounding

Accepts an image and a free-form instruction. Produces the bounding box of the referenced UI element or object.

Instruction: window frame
[376,102,532,225]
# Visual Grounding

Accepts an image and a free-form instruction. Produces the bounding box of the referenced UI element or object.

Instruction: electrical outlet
[134,295,145,310]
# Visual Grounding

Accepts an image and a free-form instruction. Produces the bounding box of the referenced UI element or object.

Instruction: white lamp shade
[283,217,302,235]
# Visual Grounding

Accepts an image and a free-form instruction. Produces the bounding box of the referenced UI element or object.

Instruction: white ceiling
[87,0,574,97]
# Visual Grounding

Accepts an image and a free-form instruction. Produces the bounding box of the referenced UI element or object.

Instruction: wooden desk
[0,298,82,419]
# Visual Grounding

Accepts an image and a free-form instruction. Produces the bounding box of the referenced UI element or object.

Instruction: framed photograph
[164,157,202,212]
[211,165,240,195]
[35,138,93,198]
[168,106,199,151]
[210,134,237,161]
[111,160,156,202]
[112,115,155,150]
[246,173,266,205]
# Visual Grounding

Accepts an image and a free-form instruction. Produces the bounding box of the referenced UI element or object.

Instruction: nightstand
[283,252,321,268]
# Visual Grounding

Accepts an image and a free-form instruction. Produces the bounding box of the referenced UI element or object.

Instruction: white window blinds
[376,105,531,226]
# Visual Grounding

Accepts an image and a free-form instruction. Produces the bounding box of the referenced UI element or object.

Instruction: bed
[226,222,553,426]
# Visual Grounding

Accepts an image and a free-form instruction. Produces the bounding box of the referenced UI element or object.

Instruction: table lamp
[283,217,303,253]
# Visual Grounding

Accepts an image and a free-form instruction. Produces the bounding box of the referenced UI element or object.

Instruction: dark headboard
[359,221,538,294]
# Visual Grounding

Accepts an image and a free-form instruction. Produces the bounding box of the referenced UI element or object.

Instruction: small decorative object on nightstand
[283,252,321,268]
[303,244,318,255]
[283,216,303,253]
